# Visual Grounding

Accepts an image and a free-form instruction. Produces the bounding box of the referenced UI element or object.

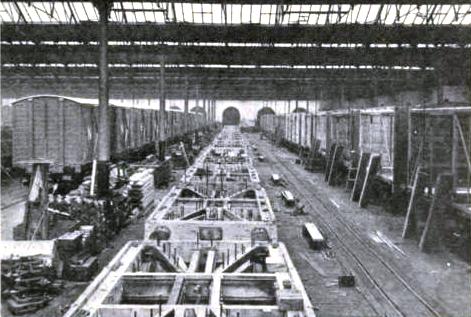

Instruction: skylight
[1,2,470,25]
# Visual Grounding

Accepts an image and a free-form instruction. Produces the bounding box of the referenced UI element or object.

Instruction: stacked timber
[128,169,155,216]
[153,158,173,187]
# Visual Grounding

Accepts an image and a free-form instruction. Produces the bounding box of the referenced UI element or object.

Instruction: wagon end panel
[12,99,33,168]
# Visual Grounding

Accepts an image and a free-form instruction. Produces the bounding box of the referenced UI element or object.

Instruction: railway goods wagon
[313,112,329,154]
[275,114,286,140]
[1,126,12,168]
[299,112,314,149]
[145,184,278,252]
[11,96,99,173]
[328,110,359,161]
[358,107,395,179]
[260,113,286,143]
[64,241,316,317]
[146,127,276,249]
[10,95,209,174]
[189,111,205,132]
[111,107,159,160]
[259,113,272,133]
[256,106,275,128]
[284,113,298,146]
[167,109,197,141]
[409,105,471,189]
[297,112,305,146]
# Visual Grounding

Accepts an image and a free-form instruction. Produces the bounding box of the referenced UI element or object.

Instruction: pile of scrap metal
[1,241,63,315]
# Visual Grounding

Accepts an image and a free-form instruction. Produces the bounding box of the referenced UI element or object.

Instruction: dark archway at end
[222,107,240,125]
[256,107,275,127]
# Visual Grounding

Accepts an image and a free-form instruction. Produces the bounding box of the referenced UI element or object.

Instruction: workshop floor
[1,179,28,240]
[248,133,471,317]
[0,170,184,317]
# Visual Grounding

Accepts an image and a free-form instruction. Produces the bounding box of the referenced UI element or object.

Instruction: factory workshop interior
[0,1,470,317]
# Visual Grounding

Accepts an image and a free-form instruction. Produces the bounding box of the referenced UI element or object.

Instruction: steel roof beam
[1,80,425,100]
[3,44,468,67]
[3,23,470,45]
[0,65,434,80]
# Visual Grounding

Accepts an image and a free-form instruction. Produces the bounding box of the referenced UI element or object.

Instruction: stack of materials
[129,169,155,216]
[56,229,99,281]
[153,158,173,187]
[1,241,62,315]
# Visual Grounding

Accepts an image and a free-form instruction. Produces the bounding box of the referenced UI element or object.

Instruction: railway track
[254,137,447,317]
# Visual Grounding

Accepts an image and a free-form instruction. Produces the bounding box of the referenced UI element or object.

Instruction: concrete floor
[248,133,471,317]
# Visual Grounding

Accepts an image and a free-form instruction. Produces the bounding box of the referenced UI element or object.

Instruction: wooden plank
[393,106,409,193]
[204,250,216,273]
[327,144,344,186]
[419,174,453,252]
[359,154,381,208]
[188,250,201,273]
[426,116,434,185]
[452,115,459,188]
[351,152,371,202]
[60,98,66,167]
[30,99,35,158]
[453,114,471,173]
[167,276,184,305]
[324,143,336,182]
[402,167,428,239]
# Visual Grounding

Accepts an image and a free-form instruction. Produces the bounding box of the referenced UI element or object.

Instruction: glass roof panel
[0,2,470,26]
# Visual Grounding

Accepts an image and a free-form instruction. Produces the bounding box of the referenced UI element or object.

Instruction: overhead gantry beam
[2,44,469,68]
[1,66,438,82]
[1,74,440,101]
[3,23,470,45]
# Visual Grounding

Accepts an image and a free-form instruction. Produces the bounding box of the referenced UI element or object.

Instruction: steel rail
[257,138,444,317]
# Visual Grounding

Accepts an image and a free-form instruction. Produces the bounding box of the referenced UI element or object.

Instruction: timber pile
[128,169,155,216]
[153,158,173,187]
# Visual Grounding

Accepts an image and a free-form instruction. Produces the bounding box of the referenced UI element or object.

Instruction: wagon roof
[7,94,134,108]
[410,104,471,114]
[8,94,100,107]
[359,106,395,114]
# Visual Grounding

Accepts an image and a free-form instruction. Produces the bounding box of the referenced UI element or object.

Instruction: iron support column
[96,1,112,197]
[159,56,166,160]
[184,76,189,133]
[212,100,216,122]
